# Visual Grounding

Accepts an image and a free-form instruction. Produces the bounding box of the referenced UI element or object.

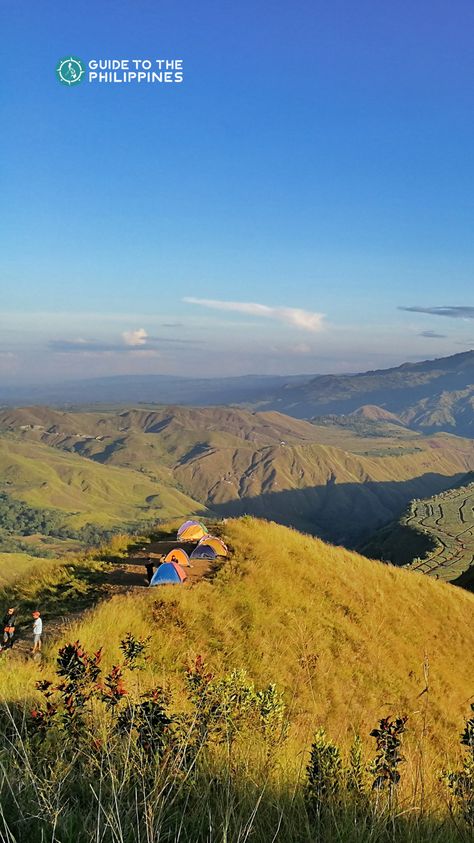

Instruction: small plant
[369,715,407,805]
[256,682,287,742]
[100,664,127,709]
[31,642,104,736]
[444,703,474,826]
[184,655,287,755]
[119,632,150,671]
[346,733,366,796]
[117,687,173,758]
[305,727,343,813]
[56,641,103,719]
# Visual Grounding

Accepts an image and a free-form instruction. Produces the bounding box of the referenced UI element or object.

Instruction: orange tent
[164,548,191,567]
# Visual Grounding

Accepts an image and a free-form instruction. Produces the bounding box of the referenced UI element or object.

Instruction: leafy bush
[0,492,65,536]
[305,727,343,814]
[444,703,474,825]
[369,714,408,814]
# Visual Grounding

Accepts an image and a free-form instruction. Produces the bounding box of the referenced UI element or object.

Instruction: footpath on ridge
[2,530,226,661]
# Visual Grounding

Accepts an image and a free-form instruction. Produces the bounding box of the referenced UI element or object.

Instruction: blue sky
[1,0,474,382]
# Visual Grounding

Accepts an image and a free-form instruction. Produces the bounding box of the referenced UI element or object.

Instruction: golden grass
[0,515,472,812]
[0,552,63,589]
[10,515,462,803]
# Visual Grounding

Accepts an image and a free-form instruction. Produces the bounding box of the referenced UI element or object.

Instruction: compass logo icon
[56,56,86,86]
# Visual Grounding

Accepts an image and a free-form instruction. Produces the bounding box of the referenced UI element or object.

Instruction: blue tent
[149,561,187,586]
[190,544,218,561]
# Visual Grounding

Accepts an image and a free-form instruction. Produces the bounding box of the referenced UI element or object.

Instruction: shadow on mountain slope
[211,472,467,546]
[451,566,474,593]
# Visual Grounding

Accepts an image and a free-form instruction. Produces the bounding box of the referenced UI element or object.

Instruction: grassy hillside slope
[4,406,474,544]
[0,435,206,530]
[44,517,474,776]
[2,518,474,841]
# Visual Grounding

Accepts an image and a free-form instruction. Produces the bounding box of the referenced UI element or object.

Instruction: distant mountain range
[2,350,474,436]
[255,350,474,434]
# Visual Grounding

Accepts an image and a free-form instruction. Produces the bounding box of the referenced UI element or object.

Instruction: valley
[3,404,474,552]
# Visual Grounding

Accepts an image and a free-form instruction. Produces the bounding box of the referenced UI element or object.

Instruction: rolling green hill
[0,434,206,534]
[1,519,474,841]
[3,517,473,788]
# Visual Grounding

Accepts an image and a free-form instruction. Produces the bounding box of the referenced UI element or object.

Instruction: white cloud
[122,328,148,346]
[183,298,325,333]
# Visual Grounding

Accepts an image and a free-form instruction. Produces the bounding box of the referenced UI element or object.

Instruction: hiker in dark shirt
[145,560,155,584]
[2,608,16,649]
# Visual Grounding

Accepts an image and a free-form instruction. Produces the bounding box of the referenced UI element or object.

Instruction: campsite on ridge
[1,515,474,841]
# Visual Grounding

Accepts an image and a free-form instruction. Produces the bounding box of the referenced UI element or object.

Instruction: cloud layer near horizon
[418,330,447,339]
[399,306,474,319]
[183,298,325,332]
[49,330,202,355]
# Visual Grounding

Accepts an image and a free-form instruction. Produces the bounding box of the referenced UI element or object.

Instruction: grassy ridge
[1,518,474,840]
[26,518,473,780]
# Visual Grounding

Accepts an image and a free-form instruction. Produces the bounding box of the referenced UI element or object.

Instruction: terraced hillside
[405,481,474,581]
[363,474,474,586]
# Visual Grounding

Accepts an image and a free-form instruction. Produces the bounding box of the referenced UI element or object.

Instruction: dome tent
[149,561,188,586]
[190,544,218,561]
[177,520,207,541]
[164,548,191,567]
[198,536,228,556]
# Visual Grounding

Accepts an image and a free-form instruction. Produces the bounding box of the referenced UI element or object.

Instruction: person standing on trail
[145,559,154,584]
[32,611,42,654]
[2,607,16,649]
